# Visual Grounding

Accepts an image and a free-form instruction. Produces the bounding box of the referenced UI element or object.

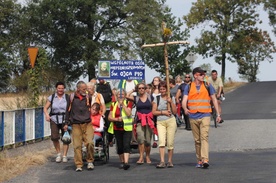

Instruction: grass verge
[224,81,246,93]
[0,147,54,182]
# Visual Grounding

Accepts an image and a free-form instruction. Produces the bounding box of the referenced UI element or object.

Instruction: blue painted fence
[0,107,50,148]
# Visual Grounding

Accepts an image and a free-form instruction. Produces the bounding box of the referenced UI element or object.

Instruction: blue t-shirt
[183,83,216,119]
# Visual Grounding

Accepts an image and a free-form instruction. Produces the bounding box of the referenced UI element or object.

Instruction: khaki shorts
[157,117,177,149]
[50,120,64,141]
[136,123,153,146]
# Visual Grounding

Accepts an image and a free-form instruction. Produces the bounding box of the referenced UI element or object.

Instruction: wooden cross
[141,22,189,108]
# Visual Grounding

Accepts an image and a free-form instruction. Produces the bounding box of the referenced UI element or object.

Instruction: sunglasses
[138,87,146,90]
[185,76,190,78]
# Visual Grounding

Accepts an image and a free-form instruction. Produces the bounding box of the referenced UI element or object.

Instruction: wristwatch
[217,114,221,117]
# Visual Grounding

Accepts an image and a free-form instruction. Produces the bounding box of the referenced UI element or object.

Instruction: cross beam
[141,41,189,48]
[141,40,189,109]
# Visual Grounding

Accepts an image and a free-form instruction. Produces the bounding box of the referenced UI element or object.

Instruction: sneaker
[55,154,61,163]
[87,162,94,170]
[62,156,68,163]
[152,142,158,148]
[76,167,82,172]
[156,162,166,168]
[195,161,202,168]
[203,161,209,168]
[123,163,130,170]
[119,163,124,169]
[167,162,174,168]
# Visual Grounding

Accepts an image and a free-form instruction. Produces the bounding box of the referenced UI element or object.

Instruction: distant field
[0,93,49,110]
[0,81,246,110]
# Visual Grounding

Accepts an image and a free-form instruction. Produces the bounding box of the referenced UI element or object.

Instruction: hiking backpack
[96,82,112,104]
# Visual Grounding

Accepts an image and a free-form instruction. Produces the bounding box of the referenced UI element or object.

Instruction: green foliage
[0,0,21,91]
[231,29,276,82]
[183,0,267,81]
[27,48,50,107]
[142,5,191,78]
[264,0,276,35]
[1,0,190,92]
[24,0,170,81]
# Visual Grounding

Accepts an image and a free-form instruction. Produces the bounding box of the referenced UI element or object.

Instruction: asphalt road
[5,81,276,183]
[223,81,276,120]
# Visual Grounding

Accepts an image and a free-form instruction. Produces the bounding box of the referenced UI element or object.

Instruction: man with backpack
[65,81,94,172]
[182,67,221,169]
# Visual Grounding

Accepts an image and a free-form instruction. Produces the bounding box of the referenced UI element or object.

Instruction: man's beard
[80,92,86,96]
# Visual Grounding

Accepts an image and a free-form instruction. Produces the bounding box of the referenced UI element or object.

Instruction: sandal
[167,162,174,168]
[136,160,144,165]
[146,157,151,164]
[156,162,166,168]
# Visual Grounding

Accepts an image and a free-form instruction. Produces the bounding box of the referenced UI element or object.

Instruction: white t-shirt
[125,81,137,96]
[125,81,136,93]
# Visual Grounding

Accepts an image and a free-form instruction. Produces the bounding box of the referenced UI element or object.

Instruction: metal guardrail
[0,107,50,149]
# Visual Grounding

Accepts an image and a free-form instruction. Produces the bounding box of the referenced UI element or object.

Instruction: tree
[183,0,264,81]
[264,0,276,35]
[141,5,191,78]
[199,63,212,74]
[27,48,50,107]
[0,0,21,92]
[231,29,276,82]
[25,0,167,81]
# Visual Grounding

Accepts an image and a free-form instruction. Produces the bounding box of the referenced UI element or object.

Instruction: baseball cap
[192,67,206,75]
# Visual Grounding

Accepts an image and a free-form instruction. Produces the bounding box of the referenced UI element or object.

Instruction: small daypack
[49,93,70,116]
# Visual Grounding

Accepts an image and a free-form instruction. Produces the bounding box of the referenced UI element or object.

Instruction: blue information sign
[98,60,145,80]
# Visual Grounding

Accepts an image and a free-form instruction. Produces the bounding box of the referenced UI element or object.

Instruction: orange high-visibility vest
[187,82,211,113]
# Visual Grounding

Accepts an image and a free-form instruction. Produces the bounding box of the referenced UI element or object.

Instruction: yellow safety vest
[121,80,138,89]
[108,100,133,134]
